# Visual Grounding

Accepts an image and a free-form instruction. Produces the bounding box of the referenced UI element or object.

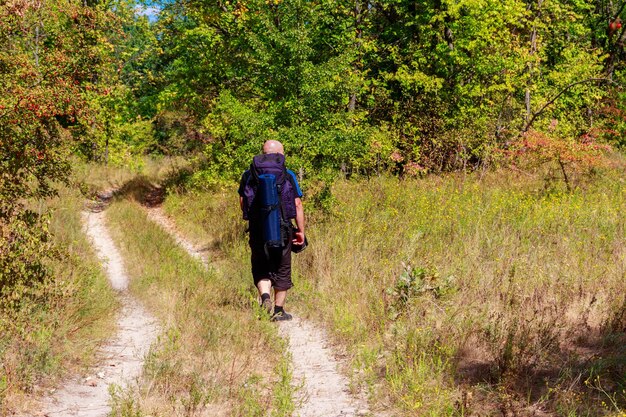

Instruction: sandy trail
[145,206,371,417]
[277,317,370,416]
[37,208,159,417]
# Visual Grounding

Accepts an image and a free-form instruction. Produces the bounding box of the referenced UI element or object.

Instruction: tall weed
[162,166,626,415]
[106,200,292,415]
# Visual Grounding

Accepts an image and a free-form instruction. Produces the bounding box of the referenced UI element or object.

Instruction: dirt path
[37,207,159,417]
[277,318,370,416]
[144,206,208,268]
[145,206,371,417]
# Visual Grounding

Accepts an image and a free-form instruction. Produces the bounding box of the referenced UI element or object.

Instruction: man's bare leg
[272,289,292,320]
[274,289,287,308]
[257,279,272,314]
[257,278,271,297]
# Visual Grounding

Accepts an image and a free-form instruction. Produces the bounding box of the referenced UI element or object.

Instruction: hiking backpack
[241,153,297,249]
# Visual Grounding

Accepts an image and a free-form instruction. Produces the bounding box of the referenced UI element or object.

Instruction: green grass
[161,166,626,416]
[70,156,189,199]
[105,198,293,416]
[0,185,117,415]
[0,159,190,415]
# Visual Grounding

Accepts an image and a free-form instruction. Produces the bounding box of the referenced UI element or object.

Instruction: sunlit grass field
[105,197,294,417]
[163,166,626,416]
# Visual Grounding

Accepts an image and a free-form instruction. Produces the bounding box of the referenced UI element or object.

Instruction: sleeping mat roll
[257,174,282,247]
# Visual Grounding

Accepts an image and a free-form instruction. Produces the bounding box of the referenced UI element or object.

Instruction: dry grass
[71,156,189,197]
[162,163,626,416]
[0,185,117,416]
[0,159,191,416]
[105,194,293,417]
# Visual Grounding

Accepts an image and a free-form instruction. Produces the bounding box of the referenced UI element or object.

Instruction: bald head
[262,140,284,155]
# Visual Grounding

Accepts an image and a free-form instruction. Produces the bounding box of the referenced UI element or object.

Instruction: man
[238,140,305,321]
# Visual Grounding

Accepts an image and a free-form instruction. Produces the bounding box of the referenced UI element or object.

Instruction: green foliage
[3,0,623,184]
[0,213,53,291]
[201,91,278,179]
[386,263,457,320]
[117,0,625,180]
[0,0,121,296]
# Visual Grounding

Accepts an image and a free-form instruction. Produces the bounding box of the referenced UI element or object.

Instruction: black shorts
[250,237,293,291]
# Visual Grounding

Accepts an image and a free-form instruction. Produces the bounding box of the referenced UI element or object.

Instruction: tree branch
[614,2,626,22]
[521,78,616,134]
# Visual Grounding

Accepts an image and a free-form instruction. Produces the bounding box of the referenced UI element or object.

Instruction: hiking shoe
[261,298,273,315]
[271,311,293,322]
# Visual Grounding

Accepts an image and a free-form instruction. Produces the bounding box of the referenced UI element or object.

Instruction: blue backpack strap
[286,169,303,198]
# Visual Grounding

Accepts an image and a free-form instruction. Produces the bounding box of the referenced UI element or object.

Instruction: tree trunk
[34,24,40,68]
[524,0,543,126]
[105,136,109,165]
[349,0,363,113]
[604,2,626,79]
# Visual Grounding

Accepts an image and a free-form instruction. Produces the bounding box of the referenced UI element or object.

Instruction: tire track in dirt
[145,205,372,417]
[278,317,371,417]
[36,197,159,417]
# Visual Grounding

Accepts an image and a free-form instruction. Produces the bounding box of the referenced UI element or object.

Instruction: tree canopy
[124,0,626,180]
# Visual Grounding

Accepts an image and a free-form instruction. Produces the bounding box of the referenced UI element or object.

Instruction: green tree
[0,0,122,290]
[132,0,615,177]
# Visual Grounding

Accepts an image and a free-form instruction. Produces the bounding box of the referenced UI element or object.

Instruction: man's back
[238,140,306,322]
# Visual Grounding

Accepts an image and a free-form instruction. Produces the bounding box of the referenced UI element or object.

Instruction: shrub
[500,130,610,190]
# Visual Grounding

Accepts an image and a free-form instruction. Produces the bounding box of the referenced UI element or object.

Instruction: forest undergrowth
[161,160,626,417]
